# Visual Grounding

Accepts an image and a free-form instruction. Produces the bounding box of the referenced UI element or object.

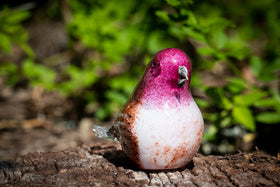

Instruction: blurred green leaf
[0,62,19,85]
[226,78,247,93]
[197,46,216,56]
[23,59,56,90]
[110,76,137,95]
[0,63,16,75]
[105,90,127,105]
[211,29,227,50]
[205,88,223,107]
[166,0,181,6]
[259,58,280,82]
[0,33,12,53]
[95,105,111,121]
[221,96,233,110]
[254,98,280,108]
[0,7,33,59]
[203,125,218,141]
[147,31,175,53]
[182,27,206,42]
[232,106,255,131]
[221,116,231,128]
[224,33,250,61]
[256,112,280,124]
[203,113,219,123]
[205,88,232,109]
[155,11,170,22]
[233,91,267,106]
[183,11,198,26]
[194,98,210,108]
[61,65,97,94]
[250,56,262,77]
[20,43,35,58]
[3,9,30,24]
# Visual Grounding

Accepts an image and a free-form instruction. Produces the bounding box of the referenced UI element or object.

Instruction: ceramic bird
[94,48,204,170]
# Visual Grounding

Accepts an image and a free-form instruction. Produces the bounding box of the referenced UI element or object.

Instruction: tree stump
[1,140,279,186]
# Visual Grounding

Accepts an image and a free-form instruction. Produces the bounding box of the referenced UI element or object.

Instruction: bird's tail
[92,125,119,141]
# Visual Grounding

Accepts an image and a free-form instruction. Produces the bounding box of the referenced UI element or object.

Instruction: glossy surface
[116,48,204,170]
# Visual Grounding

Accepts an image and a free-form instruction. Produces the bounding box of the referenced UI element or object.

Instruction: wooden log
[1,140,279,186]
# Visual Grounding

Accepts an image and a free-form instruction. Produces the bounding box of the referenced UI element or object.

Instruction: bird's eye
[150,58,161,77]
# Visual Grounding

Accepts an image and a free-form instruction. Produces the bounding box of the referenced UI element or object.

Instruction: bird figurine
[94,48,204,170]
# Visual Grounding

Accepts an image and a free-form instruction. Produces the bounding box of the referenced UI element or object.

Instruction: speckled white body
[133,98,203,170]
[115,48,204,170]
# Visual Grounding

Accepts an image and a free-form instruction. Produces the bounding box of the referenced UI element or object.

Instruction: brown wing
[115,79,146,168]
[116,98,141,168]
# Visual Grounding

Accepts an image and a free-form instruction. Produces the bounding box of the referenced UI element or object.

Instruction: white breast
[132,100,204,170]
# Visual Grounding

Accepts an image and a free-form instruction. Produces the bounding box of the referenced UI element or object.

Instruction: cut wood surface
[0,140,279,186]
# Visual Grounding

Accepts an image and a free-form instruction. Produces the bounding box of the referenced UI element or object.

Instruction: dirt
[0,82,102,161]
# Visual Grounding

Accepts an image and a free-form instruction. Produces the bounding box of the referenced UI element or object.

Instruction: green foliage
[58,64,98,95]
[256,112,280,124]
[0,0,279,144]
[232,106,255,131]
[67,0,172,61]
[154,0,280,145]
[0,6,35,87]
[23,59,56,90]
[0,62,19,85]
[0,7,33,57]
[65,0,177,120]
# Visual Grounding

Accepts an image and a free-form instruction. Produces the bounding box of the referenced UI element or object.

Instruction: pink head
[134,48,193,109]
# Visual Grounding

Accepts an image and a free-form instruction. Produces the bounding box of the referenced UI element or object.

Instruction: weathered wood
[0,140,279,186]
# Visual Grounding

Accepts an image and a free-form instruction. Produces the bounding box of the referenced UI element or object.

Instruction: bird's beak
[178,66,188,88]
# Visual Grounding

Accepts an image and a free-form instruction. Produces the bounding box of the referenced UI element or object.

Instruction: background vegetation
[0,0,279,154]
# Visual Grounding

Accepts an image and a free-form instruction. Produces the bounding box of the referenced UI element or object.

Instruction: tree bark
[1,140,279,186]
